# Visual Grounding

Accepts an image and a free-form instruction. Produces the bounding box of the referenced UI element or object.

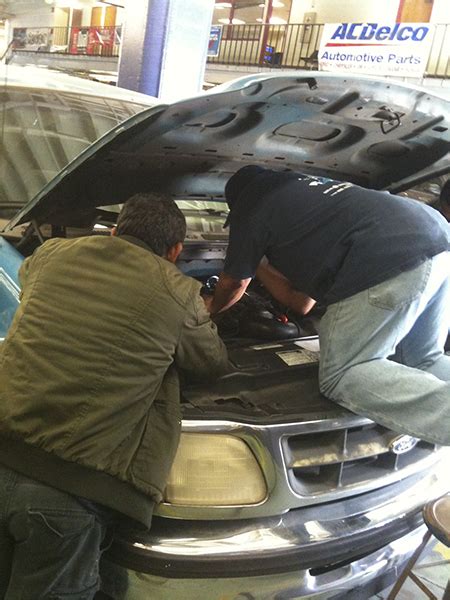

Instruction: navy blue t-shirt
[223,170,450,305]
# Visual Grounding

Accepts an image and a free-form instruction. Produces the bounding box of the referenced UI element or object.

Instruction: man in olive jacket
[0,193,229,599]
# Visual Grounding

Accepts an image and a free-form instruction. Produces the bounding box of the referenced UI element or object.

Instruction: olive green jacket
[0,235,229,526]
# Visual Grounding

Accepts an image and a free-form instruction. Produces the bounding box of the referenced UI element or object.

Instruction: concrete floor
[372,541,449,599]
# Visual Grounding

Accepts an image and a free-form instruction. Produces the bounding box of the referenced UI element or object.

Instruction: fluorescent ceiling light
[215,2,232,7]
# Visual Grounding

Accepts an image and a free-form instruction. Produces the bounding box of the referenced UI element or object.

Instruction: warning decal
[276,348,319,366]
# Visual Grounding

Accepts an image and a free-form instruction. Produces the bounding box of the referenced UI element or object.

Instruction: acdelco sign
[319,22,434,77]
[330,23,430,43]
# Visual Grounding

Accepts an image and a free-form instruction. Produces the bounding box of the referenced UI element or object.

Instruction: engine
[202,276,320,343]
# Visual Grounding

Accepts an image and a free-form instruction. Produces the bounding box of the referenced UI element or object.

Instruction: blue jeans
[319,251,450,445]
[0,464,114,599]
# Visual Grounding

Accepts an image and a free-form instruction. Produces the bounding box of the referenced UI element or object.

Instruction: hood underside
[7,72,450,230]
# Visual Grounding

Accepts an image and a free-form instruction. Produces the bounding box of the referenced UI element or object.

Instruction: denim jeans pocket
[368,260,431,311]
[10,508,95,543]
[9,508,103,597]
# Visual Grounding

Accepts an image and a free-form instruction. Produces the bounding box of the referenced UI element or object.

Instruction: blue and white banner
[208,25,223,57]
[319,23,434,77]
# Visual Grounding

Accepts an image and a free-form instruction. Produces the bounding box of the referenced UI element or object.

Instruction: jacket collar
[117,234,157,255]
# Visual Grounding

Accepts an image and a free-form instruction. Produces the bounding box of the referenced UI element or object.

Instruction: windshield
[0,86,149,219]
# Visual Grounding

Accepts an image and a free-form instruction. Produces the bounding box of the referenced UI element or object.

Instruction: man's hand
[209,272,252,315]
[256,259,316,316]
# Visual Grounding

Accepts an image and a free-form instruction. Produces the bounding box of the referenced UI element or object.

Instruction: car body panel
[100,528,429,600]
[100,457,449,598]
[0,237,22,339]
[6,72,450,229]
[0,65,156,219]
[0,65,156,104]
[0,69,448,600]
[107,461,449,575]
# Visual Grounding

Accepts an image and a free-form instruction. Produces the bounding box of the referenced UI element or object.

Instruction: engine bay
[5,200,323,348]
[201,275,321,344]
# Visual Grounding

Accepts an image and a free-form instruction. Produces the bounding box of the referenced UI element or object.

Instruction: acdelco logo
[330,23,430,43]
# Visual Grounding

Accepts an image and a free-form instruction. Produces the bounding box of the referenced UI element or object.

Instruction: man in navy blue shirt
[210,166,450,445]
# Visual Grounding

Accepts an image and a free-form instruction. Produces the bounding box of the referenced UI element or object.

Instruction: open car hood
[6,72,450,230]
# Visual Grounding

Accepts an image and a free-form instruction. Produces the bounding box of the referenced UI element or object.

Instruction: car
[0,65,449,600]
[0,65,154,228]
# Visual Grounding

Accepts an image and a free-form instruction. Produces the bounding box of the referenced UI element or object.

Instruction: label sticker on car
[276,349,319,366]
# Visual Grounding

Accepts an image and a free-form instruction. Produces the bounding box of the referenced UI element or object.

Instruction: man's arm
[175,283,230,381]
[211,202,268,315]
[209,272,252,315]
[256,259,316,316]
[18,257,32,300]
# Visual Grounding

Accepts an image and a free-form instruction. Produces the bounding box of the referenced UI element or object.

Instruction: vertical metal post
[117,0,215,101]
[258,0,273,65]
[396,0,406,22]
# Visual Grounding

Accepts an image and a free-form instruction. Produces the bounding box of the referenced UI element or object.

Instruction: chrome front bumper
[108,479,428,577]
[101,525,429,599]
[102,459,448,599]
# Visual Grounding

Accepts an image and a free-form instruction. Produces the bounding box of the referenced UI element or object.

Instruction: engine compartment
[202,275,321,344]
[7,195,445,353]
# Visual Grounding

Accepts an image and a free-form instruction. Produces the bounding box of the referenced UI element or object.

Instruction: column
[117,0,215,101]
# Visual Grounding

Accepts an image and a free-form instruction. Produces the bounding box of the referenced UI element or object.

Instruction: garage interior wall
[289,0,399,24]
[6,0,53,29]
[6,1,125,32]
[53,7,69,28]
[0,23,5,56]
[6,0,450,27]
[397,0,434,23]
[430,0,450,22]
[6,0,450,34]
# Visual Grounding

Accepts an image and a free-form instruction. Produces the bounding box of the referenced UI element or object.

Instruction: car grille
[283,423,438,496]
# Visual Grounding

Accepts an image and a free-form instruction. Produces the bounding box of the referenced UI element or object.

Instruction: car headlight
[164,433,267,506]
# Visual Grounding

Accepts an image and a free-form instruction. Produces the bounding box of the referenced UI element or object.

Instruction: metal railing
[208,22,323,71]
[208,22,450,79]
[0,39,15,64]
[8,22,450,78]
[11,25,121,58]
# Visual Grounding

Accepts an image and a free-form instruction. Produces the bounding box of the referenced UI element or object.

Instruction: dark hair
[116,193,186,256]
[440,179,450,208]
